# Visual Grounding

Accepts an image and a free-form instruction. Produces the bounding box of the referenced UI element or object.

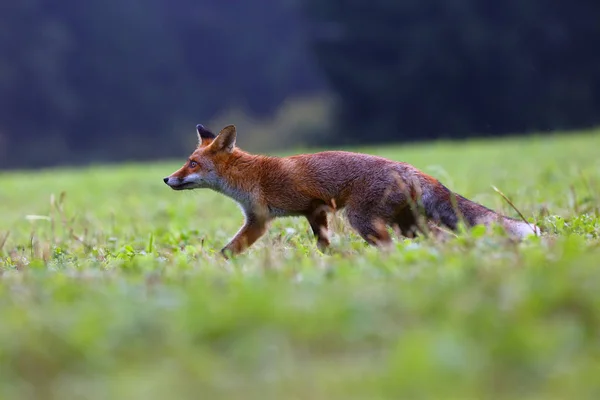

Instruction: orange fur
[164,124,540,257]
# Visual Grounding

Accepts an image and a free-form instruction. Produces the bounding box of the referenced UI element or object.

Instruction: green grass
[1,131,600,399]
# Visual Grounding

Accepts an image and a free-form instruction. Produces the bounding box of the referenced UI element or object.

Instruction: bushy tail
[421,182,540,239]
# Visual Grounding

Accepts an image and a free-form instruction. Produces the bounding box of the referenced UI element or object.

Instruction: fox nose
[163,177,169,184]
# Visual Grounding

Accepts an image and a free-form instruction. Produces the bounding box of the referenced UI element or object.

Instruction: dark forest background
[1,0,599,169]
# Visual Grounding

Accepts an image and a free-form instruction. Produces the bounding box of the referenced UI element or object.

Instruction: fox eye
[189,160,198,168]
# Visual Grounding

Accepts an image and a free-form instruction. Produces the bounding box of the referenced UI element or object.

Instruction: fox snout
[163,173,203,190]
[163,176,178,187]
[163,175,184,190]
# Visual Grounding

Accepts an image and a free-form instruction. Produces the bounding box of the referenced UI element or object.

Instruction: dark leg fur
[346,208,392,247]
[306,207,330,251]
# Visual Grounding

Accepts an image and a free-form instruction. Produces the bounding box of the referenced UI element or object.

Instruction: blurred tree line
[305,0,600,144]
[1,0,599,169]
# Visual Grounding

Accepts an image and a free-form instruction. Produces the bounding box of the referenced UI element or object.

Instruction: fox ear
[196,124,216,146]
[211,125,237,153]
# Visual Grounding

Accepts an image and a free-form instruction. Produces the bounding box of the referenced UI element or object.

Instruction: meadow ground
[1,130,600,399]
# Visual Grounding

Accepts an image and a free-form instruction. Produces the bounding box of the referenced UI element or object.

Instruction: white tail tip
[504,219,541,239]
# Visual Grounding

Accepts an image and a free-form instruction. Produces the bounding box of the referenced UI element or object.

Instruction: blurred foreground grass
[1,131,600,399]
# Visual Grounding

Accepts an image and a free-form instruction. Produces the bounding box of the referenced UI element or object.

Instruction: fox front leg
[220,213,269,258]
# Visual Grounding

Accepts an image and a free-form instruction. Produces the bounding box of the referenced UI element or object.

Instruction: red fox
[164,124,540,257]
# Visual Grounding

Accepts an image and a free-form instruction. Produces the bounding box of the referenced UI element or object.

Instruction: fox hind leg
[393,205,430,238]
[346,208,392,248]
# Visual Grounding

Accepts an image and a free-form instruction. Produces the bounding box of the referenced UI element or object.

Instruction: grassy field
[1,130,600,399]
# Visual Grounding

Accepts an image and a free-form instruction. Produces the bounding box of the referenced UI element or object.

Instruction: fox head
[163,124,237,190]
